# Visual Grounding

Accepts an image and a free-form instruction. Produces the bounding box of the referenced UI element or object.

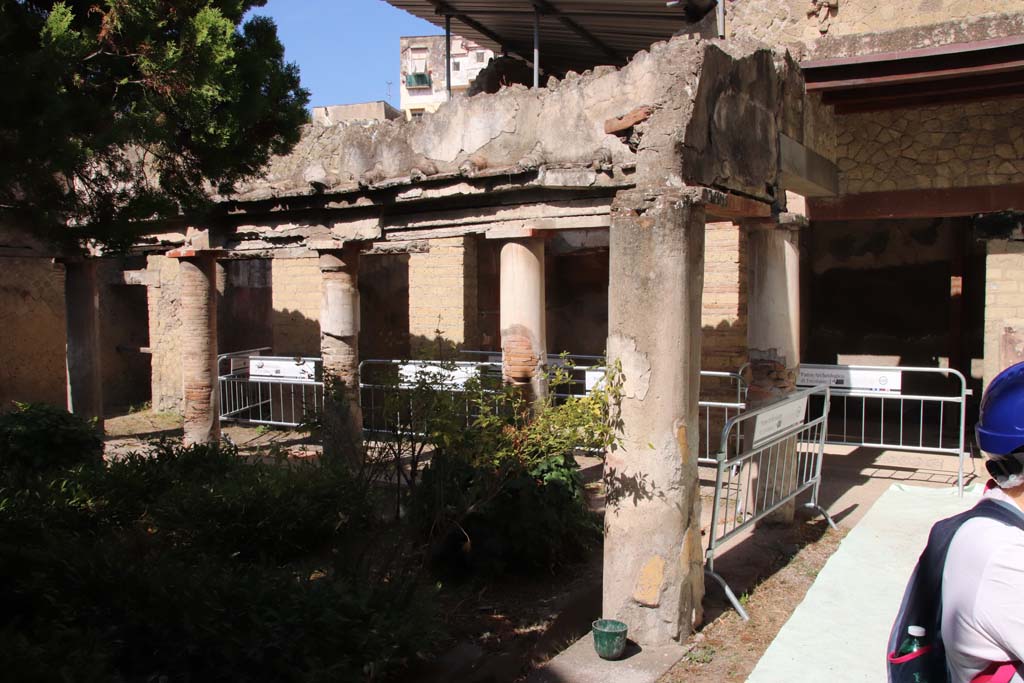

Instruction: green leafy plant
[0,402,102,475]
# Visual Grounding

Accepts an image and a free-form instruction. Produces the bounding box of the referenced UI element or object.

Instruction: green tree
[0,0,309,248]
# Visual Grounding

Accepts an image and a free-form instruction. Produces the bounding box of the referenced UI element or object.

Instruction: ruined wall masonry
[147,255,183,414]
[409,237,478,355]
[984,239,1024,388]
[271,257,322,356]
[0,258,67,409]
[709,2,1024,56]
[836,96,1024,194]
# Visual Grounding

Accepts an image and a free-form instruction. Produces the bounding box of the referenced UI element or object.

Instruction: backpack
[888,498,1024,683]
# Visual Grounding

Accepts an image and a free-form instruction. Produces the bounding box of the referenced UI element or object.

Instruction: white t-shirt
[942,487,1024,682]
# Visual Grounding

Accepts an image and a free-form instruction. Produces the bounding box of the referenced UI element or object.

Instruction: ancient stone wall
[702,222,748,373]
[984,239,1024,387]
[271,257,322,356]
[836,97,1024,194]
[408,237,478,356]
[98,258,152,412]
[0,258,67,410]
[147,255,183,414]
[710,1,1024,54]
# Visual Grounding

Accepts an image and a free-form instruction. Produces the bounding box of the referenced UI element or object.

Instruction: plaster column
[500,238,547,402]
[318,245,362,460]
[63,259,104,432]
[604,190,706,646]
[177,251,220,445]
[745,221,802,524]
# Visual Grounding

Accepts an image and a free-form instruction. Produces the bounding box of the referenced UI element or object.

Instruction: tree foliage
[0,0,309,248]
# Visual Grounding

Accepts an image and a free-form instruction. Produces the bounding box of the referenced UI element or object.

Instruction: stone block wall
[701,222,748,373]
[271,257,322,356]
[98,258,152,412]
[0,258,67,410]
[984,239,1024,388]
[147,255,183,413]
[408,237,478,356]
[836,97,1024,194]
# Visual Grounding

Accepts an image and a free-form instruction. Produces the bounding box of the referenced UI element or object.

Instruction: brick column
[173,250,220,445]
[63,259,104,432]
[318,245,362,460]
[744,220,802,523]
[499,237,547,403]
[604,190,706,646]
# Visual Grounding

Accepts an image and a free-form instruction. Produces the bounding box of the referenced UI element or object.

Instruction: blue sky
[248,0,442,109]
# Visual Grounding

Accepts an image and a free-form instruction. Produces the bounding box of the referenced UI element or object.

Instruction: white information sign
[751,396,808,449]
[584,369,605,393]
[399,362,478,389]
[250,358,318,382]
[797,365,902,393]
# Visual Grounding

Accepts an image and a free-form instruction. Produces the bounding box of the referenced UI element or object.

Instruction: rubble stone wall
[984,239,1024,387]
[836,97,1024,194]
[0,258,67,410]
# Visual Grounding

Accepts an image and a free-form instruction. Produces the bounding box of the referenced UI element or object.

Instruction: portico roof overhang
[801,35,1024,114]
[385,1,709,73]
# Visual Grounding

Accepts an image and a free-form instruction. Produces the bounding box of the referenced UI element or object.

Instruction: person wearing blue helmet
[940,361,1024,681]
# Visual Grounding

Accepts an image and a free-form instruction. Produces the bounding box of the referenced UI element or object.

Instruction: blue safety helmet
[977,361,1024,457]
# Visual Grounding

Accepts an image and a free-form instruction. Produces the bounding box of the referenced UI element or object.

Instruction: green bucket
[592,619,628,660]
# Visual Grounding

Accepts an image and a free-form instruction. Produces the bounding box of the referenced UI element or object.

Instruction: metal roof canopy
[387,1,716,76]
[802,35,1024,114]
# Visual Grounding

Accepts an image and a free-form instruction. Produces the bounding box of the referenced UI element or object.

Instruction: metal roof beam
[424,0,525,58]
[531,0,623,63]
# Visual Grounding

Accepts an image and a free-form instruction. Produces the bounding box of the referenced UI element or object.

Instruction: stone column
[604,190,706,646]
[318,245,362,459]
[499,237,547,402]
[63,259,104,432]
[744,220,802,523]
[176,251,220,445]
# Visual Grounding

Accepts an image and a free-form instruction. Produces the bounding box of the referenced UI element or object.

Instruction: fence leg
[704,567,750,622]
[803,502,838,530]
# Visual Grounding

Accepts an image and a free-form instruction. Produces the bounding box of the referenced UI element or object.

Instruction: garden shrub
[0,402,101,474]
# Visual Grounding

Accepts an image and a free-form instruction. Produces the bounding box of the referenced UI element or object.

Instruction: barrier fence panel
[797,363,970,494]
[698,370,748,458]
[218,349,324,428]
[699,385,835,621]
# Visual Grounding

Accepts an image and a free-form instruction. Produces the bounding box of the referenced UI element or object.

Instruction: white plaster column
[63,259,104,432]
[745,220,802,523]
[318,245,362,459]
[175,250,221,445]
[603,190,706,646]
[499,237,547,402]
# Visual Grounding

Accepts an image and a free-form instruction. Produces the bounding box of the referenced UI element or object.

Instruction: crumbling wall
[984,239,1024,387]
[409,237,478,356]
[709,1,1024,54]
[0,258,67,410]
[836,97,1024,194]
[271,257,321,356]
[231,37,784,206]
[147,255,183,414]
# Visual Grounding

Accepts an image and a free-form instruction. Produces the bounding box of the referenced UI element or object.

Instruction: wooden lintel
[807,183,1024,221]
[166,248,224,259]
[705,192,773,221]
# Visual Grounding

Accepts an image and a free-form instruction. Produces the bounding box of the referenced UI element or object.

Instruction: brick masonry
[408,236,479,356]
[0,258,67,409]
[701,222,748,373]
[984,239,1024,387]
[148,254,184,414]
[271,257,322,356]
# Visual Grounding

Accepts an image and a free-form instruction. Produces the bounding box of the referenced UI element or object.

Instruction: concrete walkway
[746,483,981,682]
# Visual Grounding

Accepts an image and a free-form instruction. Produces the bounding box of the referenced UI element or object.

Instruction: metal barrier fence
[218,348,324,427]
[698,370,748,458]
[699,384,835,621]
[797,363,970,494]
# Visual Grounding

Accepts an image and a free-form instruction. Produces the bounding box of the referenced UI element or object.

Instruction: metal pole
[716,0,725,38]
[445,15,452,100]
[533,9,539,88]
